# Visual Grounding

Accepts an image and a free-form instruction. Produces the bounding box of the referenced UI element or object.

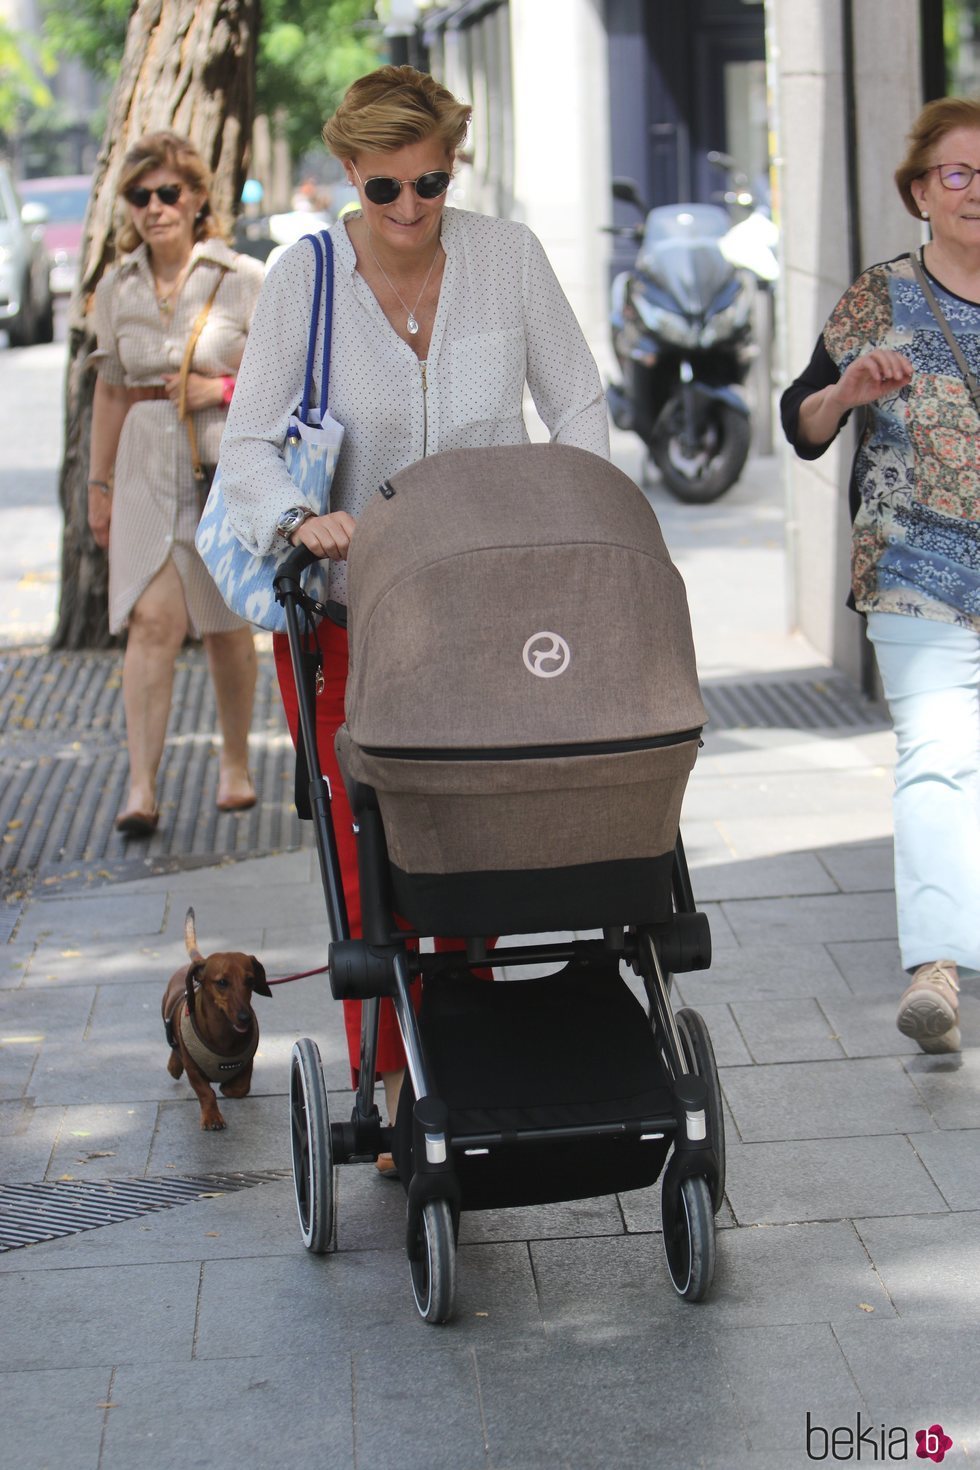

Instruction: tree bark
[53,0,259,650]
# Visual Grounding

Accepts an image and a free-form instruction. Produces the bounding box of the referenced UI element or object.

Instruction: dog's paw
[201,1114,227,1131]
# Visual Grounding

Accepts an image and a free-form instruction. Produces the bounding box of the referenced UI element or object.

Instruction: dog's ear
[248,958,272,997]
[184,961,205,1012]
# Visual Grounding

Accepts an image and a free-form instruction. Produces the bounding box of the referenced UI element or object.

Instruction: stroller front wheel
[662,1174,715,1300]
[410,1199,457,1324]
[289,1038,335,1254]
[675,1007,726,1213]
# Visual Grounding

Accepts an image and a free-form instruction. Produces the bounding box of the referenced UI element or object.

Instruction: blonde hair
[115,131,227,253]
[895,96,980,219]
[322,65,471,162]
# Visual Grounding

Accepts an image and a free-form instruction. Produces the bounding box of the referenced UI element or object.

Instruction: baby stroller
[275,443,723,1324]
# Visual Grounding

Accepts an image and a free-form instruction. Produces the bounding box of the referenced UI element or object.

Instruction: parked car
[17,174,91,298]
[0,165,54,346]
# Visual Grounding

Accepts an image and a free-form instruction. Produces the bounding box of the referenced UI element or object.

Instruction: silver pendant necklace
[367,235,442,336]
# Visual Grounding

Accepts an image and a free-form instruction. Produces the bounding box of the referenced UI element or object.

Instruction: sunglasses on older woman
[124,183,183,208]
[352,166,450,206]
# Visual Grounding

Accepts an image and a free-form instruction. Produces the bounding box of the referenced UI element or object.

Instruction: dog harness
[164,978,258,1083]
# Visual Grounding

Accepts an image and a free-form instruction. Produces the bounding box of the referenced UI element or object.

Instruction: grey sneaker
[896,960,961,1054]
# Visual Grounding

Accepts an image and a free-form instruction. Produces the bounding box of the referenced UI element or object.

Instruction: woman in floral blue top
[782,97,979,1054]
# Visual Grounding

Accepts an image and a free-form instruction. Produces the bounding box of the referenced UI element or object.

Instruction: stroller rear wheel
[289,1038,335,1253]
[410,1199,457,1324]
[675,1008,726,1213]
[662,1174,715,1300]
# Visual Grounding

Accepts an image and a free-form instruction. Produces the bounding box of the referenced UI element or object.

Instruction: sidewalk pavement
[2,429,979,1470]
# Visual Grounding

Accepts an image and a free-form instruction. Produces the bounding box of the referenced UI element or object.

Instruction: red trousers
[274,621,489,1085]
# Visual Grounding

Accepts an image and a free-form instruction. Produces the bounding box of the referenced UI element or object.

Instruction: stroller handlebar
[274,541,320,603]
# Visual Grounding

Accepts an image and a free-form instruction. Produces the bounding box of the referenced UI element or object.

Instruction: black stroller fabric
[393,963,674,1210]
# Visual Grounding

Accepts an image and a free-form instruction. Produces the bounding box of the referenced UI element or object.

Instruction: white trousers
[867,612,980,973]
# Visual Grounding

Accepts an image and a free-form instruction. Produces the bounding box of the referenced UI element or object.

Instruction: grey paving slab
[113,849,317,896]
[0,982,96,1041]
[335,1158,414,1252]
[102,1355,354,1470]
[816,839,894,894]
[0,1261,200,1368]
[147,1092,291,1173]
[1,1176,300,1272]
[353,1344,486,1470]
[0,940,32,988]
[617,1178,737,1233]
[530,1219,893,1327]
[195,1241,543,1356]
[714,1321,866,1453]
[827,938,906,996]
[0,1032,38,1099]
[708,812,894,862]
[721,891,898,947]
[12,892,168,947]
[832,1319,980,1458]
[904,1047,980,1128]
[678,1000,752,1066]
[724,1134,948,1225]
[720,1057,934,1142]
[689,851,839,902]
[457,1192,624,1245]
[681,768,892,822]
[731,997,846,1063]
[908,1128,980,1210]
[22,935,259,989]
[0,1097,60,1180]
[43,1100,159,1181]
[674,942,852,1005]
[27,1034,173,1105]
[854,1211,980,1323]
[818,992,922,1059]
[1,1365,112,1470]
[474,1330,744,1467]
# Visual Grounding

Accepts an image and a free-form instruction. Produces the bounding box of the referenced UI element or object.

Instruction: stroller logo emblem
[523,632,571,678]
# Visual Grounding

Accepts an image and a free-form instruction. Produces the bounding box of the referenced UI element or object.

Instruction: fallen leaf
[205,1232,220,1238]
[6,819,22,830]
[858,1302,875,1313]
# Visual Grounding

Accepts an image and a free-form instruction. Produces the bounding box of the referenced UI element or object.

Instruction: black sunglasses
[354,167,450,206]
[124,183,183,208]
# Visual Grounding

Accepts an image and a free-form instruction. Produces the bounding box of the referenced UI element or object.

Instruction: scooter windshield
[637,204,735,316]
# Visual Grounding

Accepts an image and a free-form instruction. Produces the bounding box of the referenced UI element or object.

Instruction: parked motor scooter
[605,178,759,503]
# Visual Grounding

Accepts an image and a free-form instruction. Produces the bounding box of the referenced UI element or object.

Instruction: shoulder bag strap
[298,232,325,427]
[179,267,228,481]
[317,230,335,425]
[909,247,980,413]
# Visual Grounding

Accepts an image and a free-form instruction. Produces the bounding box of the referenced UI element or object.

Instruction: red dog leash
[266,963,330,987]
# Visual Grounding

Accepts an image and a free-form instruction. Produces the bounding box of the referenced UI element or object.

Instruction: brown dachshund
[162,907,271,1130]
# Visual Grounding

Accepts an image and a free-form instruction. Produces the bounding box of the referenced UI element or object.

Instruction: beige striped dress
[92,238,265,635]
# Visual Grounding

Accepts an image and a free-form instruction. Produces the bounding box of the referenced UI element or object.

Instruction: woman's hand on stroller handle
[292,511,356,562]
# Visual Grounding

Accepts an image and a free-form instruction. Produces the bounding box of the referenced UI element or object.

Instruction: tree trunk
[53,0,259,650]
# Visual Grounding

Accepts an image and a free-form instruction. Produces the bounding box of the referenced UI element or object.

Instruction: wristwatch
[276,505,315,543]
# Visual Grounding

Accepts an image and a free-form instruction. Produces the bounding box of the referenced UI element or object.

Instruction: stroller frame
[276,547,723,1324]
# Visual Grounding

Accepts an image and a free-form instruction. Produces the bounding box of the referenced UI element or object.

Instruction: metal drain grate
[0,647,310,887]
[0,1171,289,1251]
[701,674,886,731]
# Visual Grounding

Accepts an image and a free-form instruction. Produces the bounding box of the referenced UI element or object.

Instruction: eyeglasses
[124,183,183,208]
[921,163,980,191]
[352,165,450,206]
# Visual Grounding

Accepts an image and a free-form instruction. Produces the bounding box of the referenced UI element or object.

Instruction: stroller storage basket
[337,443,707,934]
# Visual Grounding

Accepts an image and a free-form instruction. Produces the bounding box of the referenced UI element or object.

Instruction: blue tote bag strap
[298,231,325,426]
[317,230,335,424]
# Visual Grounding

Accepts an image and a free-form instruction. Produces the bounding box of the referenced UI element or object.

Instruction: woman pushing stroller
[218,65,609,1148]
